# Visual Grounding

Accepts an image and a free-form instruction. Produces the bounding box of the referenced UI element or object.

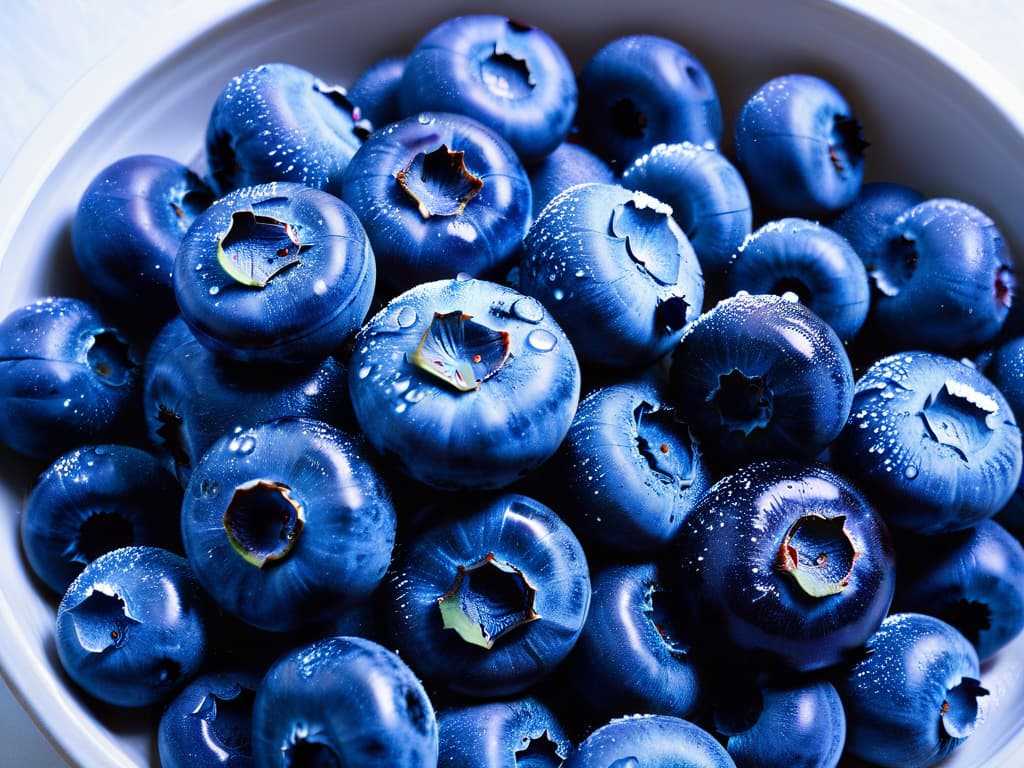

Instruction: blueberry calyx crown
[919,379,999,462]
[216,209,310,287]
[829,114,868,175]
[395,144,484,219]
[437,551,540,649]
[65,589,140,653]
[635,401,697,489]
[940,677,989,742]
[409,310,511,392]
[775,514,857,598]
[480,21,537,100]
[612,192,682,286]
[222,479,306,568]
[709,368,774,435]
[196,686,256,755]
[86,328,137,386]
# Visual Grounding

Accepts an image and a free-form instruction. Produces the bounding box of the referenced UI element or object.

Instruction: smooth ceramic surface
[2,0,1024,765]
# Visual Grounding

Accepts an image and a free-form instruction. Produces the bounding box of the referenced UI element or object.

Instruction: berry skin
[672,460,895,673]
[71,154,214,318]
[564,715,735,768]
[836,612,989,768]
[20,444,182,595]
[827,180,924,272]
[667,292,854,473]
[562,562,703,722]
[549,378,711,554]
[180,417,396,633]
[384,493,590,698]
[173,181,376,365]
[893,519,1024,662]
[438,697,572,767]
[205,62,368,197]
[55,546,209,707]
[251,635,438,768]
[713,678,846,768]
[341,111,531,294]
[0,296,140,461]
[528,141,615,220]
[725,217,870,342]
[577,34,723,172]
[519,182,704,367]
[399,15,577,162]
[621,141,752,288]
[867,198,1014,355]
[734,73,866,216]
[157,671,259,768]
[348,277,580,491]
[142,316,354,486]
[831,351,1023,535]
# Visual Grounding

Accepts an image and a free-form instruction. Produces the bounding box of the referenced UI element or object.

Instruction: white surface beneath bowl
[2,0,1024,766]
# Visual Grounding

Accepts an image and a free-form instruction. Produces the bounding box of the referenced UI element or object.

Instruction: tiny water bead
[511,295,545,323]
[526,328,557,352]
[396,304,418,328]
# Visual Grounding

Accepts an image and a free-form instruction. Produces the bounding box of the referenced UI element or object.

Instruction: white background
[1,0,1023,765]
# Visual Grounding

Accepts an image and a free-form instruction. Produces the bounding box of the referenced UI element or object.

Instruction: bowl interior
[2,0,1024,765]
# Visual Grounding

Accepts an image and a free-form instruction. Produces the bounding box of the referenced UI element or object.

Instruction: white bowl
[3,0,1024,765]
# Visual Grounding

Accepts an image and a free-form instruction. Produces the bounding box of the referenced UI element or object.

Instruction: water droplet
[396,306,417,328]
[553,288,565,301]
[358,365,373,379]
[455,272,472,282]
[904,465,918,479]
[395,402,407,414]
[404,388,425,403]
[208,286,220,296]
[526,329,557,352]
[313,279,327,295]
[417,113,433,125]
[511,296,544,324]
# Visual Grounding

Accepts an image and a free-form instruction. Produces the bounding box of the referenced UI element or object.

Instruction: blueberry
[734,74,866,216]
[667,292,854,473]
[836,612,989,768]
[143,316,354,486]
[399,15,577,162]
[713,678,846,768]
[827,180,924,272]
[348,277,580,490]
[347,55,406,130]
[725,218,870,342]
[438,697,572,766]
[205,62,368,197]
[157,671,260,768]
[621,141,752,288]
[20,444,182,595]
[54,546,209,707]
[180,417,396,632]
[528,141,615,220]
[868,198,1014,355]
[831,351,1023,534]
[251,635,438,767]
[520,182,704,367]
[0,296,140,461]
[549,378,711,554]
[173,181,375,365]
[71,154,214,318]
[563,562,703,722]
[576,34,723,172]
[564,714,735,768]
[385,493,590,697]
[672,460,895,673]
[893,520,1024,662]
[340,111,531,294]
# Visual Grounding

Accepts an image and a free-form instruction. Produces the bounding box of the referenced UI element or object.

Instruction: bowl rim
[1,0,1024,766]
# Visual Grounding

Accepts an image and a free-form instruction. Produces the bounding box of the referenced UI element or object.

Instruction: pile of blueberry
[3,12,1024,768]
